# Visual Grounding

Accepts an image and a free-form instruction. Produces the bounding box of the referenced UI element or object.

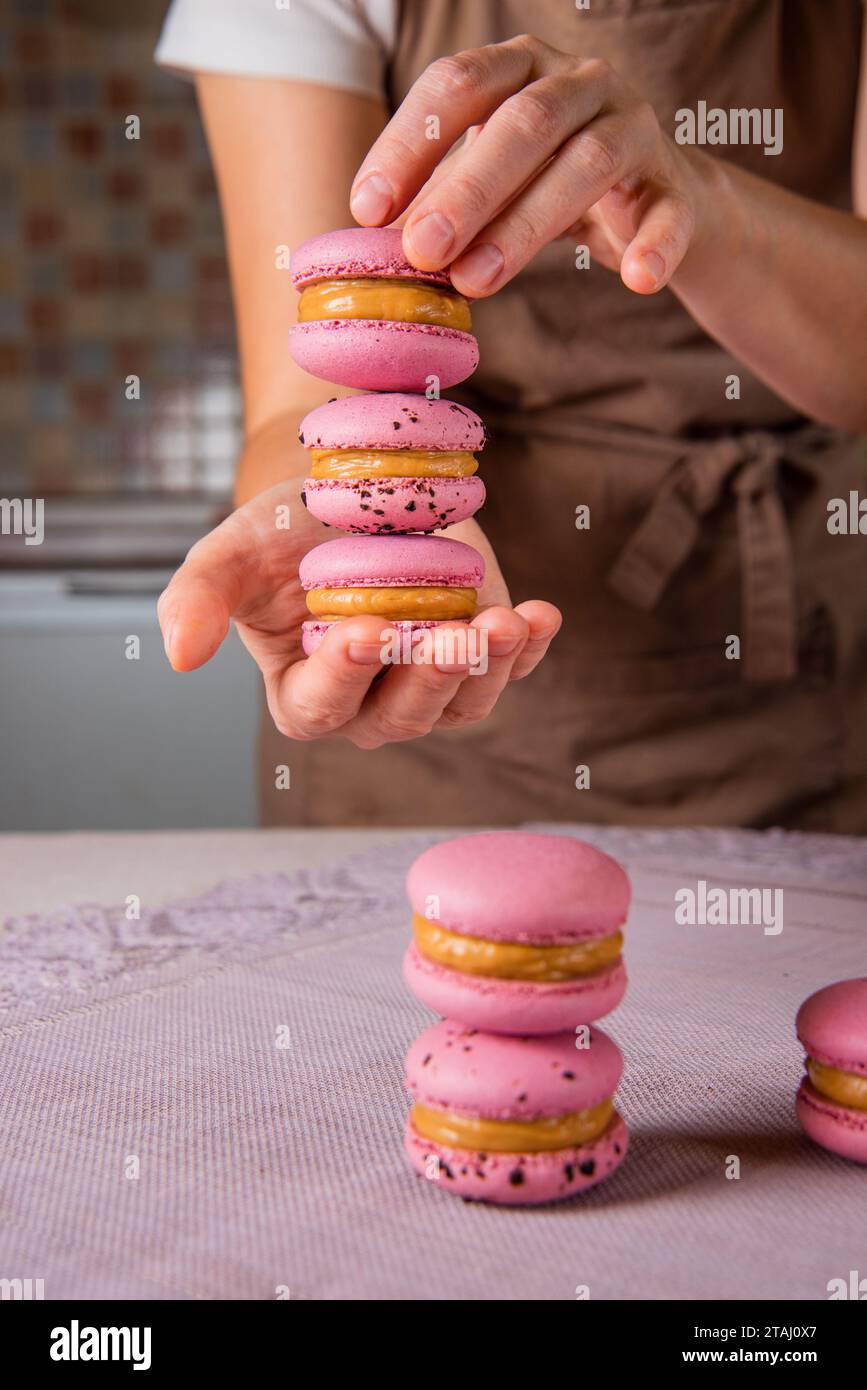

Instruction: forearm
[673,150,867,430]
[234,411,306,506]
[194,73,387,502]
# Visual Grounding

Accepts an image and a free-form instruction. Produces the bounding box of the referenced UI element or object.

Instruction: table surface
[0,827,405,917]
[1,823,865,1301]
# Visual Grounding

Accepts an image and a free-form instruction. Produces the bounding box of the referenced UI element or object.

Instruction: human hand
[158,470,560,748]
[350,34,711,298]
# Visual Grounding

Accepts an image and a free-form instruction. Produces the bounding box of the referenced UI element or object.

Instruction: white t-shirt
[155,0,397,101]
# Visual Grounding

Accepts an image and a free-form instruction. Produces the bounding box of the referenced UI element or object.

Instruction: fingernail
[406,210,455,263]
[435,660,470,674]
[163,619,175,663]
[348,641,386,664]
[641,250,666,286]
[453,242,504,291]
[488,634,521,657]
[350,172,394,225]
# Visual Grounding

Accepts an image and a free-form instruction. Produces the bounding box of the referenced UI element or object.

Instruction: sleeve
[155,0,397,101]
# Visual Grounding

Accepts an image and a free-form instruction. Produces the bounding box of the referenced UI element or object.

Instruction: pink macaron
[299,393,487,535]
[298,533,485,656]
[288,228,478,391]
[795,977,867,1163]
[404,1021,628,1205]
[403,832,630,1035]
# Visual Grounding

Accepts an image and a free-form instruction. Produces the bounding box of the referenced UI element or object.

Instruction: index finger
[350,39,550,224]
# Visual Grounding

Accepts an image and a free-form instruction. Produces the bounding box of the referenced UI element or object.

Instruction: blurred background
[0,0,258,831]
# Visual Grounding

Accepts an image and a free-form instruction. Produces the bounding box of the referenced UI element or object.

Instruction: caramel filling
[807,1058,867,1112]
[411,1099,614,1153]
[298,277,472,331]
[413,913,623,982]
[306,585,476,621]
[309,448,478,481]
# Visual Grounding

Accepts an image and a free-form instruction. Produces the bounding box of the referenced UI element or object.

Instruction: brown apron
[261,0,867,832]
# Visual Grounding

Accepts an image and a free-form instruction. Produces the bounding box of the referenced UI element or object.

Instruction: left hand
[350,34,711,298]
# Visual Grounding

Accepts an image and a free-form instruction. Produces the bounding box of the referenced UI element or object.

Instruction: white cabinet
[0,571,258,830]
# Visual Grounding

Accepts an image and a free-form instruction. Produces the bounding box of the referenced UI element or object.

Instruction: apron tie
[607,433,797,683]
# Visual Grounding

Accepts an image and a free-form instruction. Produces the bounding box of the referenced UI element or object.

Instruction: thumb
[158,573,232,672]
[620,187,694,294]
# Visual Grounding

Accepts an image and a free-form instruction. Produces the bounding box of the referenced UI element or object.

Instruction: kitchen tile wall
[0,0,241,496]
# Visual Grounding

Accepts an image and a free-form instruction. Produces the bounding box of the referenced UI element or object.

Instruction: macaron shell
[796,1078,867,1164]
[302,475,485,534]
[405,1020,623,1120]
[299,534,485,591]
[288,321,479,392]
[404,942,626,1034]
[407,831,631,944]
[301,617,455,657]
[404,1109,628,1205]
[796,977,867,1074]
[299,392,486,453]
[291,227,453,289]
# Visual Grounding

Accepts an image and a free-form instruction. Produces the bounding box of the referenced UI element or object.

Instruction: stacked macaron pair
[288,228,488,656]
[401,831,632,1205]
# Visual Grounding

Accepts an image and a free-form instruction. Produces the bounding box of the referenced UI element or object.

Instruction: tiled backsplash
[0,0,241,496]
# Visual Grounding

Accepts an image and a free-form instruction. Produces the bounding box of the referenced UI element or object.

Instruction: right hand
[158,435,561,749]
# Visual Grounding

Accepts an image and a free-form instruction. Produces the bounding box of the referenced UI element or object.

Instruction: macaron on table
[404,831,629,1035]
[402,831,632,1204]
[796,977,867,1164]
[289,227,486,653]
[404,1022,628,1205]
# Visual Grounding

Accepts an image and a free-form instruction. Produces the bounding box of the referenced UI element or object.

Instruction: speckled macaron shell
[298,533,485,591]
[795,978,867,1163]
[404,1022,627,1204]
[288,320,478,392]
[290,227,453,290]
[404,1109,628,1205]
[301,617,451,657]
[407,1020,624,1118]
[289,229,478,391]
[303,475,485,534]
[407,831,631,944]
[403,943,627,1035]
[298,393,487,453]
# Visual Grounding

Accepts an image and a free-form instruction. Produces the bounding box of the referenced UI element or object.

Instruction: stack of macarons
[401,831,632,1205]
[288,227,488,655]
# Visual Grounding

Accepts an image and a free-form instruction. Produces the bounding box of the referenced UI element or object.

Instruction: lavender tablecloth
[1,824,865,1301]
